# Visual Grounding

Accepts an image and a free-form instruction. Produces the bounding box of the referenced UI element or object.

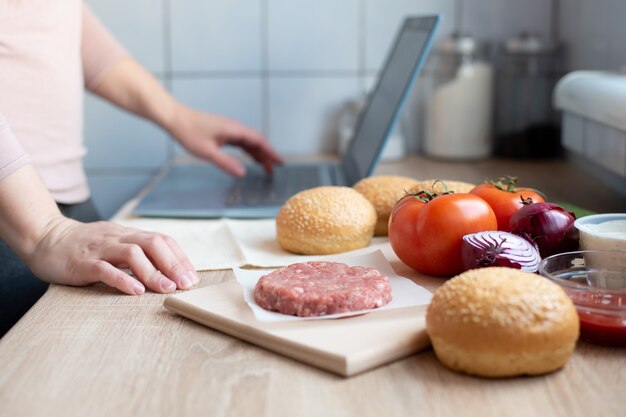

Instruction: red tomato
[470,179,544,231]
[388,193,497,277]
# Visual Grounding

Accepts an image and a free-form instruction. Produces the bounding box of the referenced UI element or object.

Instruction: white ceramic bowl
[574,213,626,252]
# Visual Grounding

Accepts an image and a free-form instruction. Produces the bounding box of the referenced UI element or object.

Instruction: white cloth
[114,200,397,271]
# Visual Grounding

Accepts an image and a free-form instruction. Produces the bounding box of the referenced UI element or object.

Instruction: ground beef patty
[253,261,392,317]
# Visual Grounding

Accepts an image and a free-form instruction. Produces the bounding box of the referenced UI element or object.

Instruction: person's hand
[168,105,284,176]
[27,216,199,295]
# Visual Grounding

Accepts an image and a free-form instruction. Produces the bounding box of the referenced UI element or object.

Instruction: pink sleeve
[81,3,129,90]
[0,113,31,181]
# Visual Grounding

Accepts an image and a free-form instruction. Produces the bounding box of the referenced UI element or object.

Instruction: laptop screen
[341,16,439,185]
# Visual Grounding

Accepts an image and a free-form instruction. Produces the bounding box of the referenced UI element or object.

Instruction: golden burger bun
[426,267,579,378]
[353,175,420,236]
[410,179,475,195]
[276,186,376,255]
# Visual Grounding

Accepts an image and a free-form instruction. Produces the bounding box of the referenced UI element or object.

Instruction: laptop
[134,15,440,218]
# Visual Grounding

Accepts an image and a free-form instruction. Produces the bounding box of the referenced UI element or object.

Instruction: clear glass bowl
[538,250,626,346]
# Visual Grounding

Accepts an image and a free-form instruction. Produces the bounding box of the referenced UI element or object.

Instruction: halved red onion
[461,231,541,272]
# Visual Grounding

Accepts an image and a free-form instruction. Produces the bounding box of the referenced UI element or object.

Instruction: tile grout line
[261,0,270,139]
[164,70,364,78]
[85,167,163,176]
[163,0,175,161]
[454,0,462,33]
[358,0,366,93]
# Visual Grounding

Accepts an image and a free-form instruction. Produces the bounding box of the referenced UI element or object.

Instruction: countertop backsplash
[82,0,626,218]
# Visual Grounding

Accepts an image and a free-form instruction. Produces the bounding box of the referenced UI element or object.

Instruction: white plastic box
[554,71,626,194]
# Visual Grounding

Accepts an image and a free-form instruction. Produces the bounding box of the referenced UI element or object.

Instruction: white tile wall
[269,77,361,154]
[605,0,626,70]
[559,0,626,70]
[85,0,165,74]
[170,0,262,72]
[81,0,624,215]
[83,93,169,169]
[364,0,455,71]
[558,0,582,64]
[572,0,610,70]
[268,0,360,72]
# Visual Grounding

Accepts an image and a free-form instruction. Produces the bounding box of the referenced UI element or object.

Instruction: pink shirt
[0,0,127,203]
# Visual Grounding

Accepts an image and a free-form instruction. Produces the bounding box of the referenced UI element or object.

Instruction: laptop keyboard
[226,165,323,206]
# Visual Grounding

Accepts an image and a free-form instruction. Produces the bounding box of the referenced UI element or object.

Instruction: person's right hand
[28,216,199,295]
[168,106,284,177]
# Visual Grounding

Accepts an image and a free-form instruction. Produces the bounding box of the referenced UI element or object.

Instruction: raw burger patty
[253,261,392,317]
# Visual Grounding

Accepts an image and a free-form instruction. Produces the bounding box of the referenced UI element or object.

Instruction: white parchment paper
[233,250,432,322]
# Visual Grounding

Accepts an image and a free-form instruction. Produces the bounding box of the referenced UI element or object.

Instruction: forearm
[0,164,197,293]
[0,164,64,263]
[86,48,282,177]
[88,57,182,133]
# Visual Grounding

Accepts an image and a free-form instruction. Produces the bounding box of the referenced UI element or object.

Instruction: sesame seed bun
[426,267,579,378]
[276,186,376,255]
[410,179,476,195]
[353,175,420,236]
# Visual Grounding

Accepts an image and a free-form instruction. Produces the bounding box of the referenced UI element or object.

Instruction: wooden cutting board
[164,280,431,377]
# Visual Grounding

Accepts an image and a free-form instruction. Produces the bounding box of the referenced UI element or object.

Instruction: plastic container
[554,71,626,194]
[574,213,626,252]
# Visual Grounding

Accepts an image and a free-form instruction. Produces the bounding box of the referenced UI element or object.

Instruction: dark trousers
[0,199,101,337]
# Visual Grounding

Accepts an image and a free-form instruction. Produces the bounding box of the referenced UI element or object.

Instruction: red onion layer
[462,231,541,272]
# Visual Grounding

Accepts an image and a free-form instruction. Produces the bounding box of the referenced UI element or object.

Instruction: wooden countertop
[0,155,624,417]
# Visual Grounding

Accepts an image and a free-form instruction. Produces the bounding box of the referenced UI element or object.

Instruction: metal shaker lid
[505,32,557,54]
[438,32,481,56]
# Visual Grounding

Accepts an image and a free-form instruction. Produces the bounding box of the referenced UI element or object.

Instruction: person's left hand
[168,105,283,177]
[28,216,200,295]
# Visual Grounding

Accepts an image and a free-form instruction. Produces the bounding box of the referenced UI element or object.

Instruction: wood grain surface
[163,279,431,377]
[0,156,624,417]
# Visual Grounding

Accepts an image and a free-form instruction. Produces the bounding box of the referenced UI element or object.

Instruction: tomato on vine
[469,177,545,231]
[388,190,497,277]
